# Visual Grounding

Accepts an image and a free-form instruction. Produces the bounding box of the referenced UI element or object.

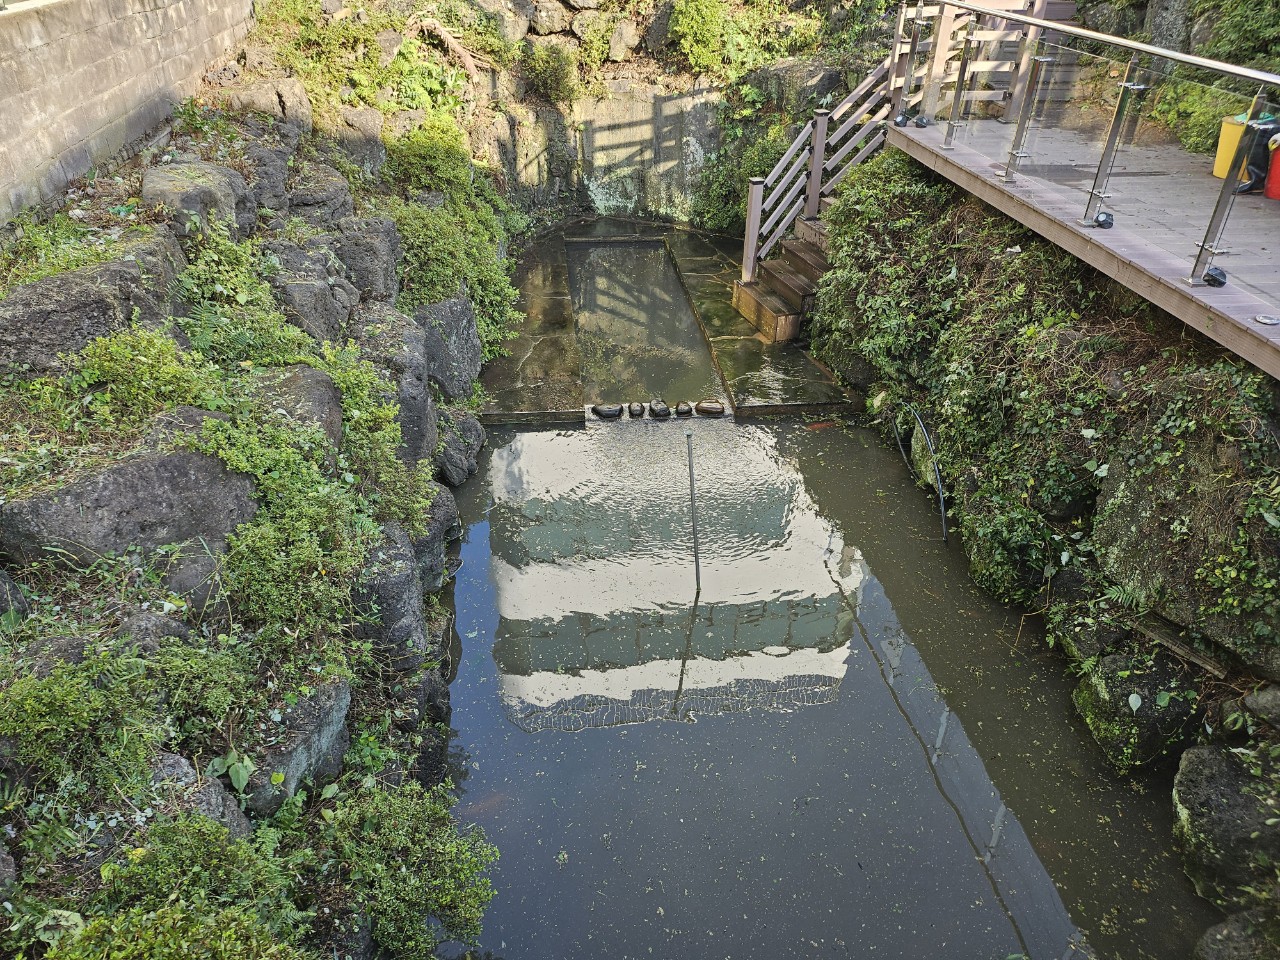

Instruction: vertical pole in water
[685,428,701,594]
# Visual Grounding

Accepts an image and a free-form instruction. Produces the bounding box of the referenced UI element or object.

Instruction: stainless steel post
[998,53,1053,181]
[1187,85,1269,284]
[741,178,765,284]
[804,110,831,217]
[943,21,978,149]
[685,429,701,592]
[1079,55,1146,224]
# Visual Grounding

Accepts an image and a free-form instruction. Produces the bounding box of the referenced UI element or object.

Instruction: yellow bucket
[1213,116,1248,179]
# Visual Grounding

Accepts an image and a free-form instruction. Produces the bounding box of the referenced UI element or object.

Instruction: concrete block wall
[0,0,254,223]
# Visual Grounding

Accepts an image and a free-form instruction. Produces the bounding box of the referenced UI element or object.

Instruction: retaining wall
[0,0,254,223]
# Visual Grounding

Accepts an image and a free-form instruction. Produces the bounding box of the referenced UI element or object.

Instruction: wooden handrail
[763,148,811,211]
[764,121,814,187]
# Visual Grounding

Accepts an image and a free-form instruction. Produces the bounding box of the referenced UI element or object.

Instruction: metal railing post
[895,0,928,113]
[998,53,1052,181]
[1187,85,1268,284]
[742,177,765,284]
[804,110,831,217]
[1079,55,1146,224]
[943,21,978,149]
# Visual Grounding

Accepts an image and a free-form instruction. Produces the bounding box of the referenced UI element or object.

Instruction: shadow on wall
[475,77,722,221]
[0,0,255,223]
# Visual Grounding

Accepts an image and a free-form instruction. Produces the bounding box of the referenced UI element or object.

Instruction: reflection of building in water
[497,594,859,732]
[486,422,866,731]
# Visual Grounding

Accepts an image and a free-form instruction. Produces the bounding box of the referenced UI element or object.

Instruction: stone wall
[0,0,254,223]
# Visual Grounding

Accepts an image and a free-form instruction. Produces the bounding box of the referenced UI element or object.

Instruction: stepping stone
[695,399,725,417]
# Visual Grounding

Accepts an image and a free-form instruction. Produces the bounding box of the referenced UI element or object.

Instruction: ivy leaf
[1156,691,1171,708]
[1081,428,1098,440]
[1128,693,1143,714]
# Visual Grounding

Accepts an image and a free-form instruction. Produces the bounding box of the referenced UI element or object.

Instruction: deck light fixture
[1202,266,1228,288]
[1092,212,1114,229]
[894,111,910,127]
[1251,315,1279,326]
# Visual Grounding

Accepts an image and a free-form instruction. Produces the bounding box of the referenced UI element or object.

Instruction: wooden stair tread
[780,239,830,283]
[732,281,801,343]
[759,258,817,312]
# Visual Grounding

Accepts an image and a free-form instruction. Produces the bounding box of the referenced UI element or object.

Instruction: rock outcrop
[0,228,186,375]
[1174,744,1280,909]
[243,681,351,818]
[141,161,257,239]
[434,409,486,487]
[151,752,252,839]
[416,290,483,402]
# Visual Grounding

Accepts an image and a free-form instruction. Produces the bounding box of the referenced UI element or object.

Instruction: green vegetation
[812,149,1280,659]
[252,0,469,121]
[524,42,579,104]
[0,215,130,299]
[329,783,497,959]
[669,0,821,81]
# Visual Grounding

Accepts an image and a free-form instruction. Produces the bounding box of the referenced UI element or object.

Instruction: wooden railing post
[742,178,765,284]
[804,110,831,218]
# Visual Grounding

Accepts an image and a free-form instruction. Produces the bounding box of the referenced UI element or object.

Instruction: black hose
[889,404,949,543]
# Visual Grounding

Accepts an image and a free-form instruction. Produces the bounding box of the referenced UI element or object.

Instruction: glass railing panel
[1093,61,1258,280]
[925,14,1019,161]
[1209,92,1280,308]
[998,40,1128,199]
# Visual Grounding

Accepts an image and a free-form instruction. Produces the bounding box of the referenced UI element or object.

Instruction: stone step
[759,258,817,314]
[780,239,830,285]
[820,195,836,213]
[794,216,830,255]
[732,281,801,343]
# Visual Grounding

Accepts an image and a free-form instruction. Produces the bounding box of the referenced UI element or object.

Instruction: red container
[1266,144,1280,200]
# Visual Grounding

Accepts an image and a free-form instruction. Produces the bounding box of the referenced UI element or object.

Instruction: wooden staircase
[731,222,832,341]
[731,0,1079,342]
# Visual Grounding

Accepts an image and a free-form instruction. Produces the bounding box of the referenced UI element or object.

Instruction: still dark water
[444,419,1216,960]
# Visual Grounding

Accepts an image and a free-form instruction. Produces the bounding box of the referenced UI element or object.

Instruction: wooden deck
[887,122,1280,380]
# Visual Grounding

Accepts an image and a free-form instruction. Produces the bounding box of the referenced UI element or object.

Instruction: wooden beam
[886,127,1280,382]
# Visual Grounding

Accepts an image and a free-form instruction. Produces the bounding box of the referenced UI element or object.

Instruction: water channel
[443,225,1218,960]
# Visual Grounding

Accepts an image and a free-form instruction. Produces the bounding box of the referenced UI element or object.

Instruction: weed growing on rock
[174,225,314,366]
[0,215,132,299]
[94,816,312,941]
[328,782,497,958]
[524,43,579,103]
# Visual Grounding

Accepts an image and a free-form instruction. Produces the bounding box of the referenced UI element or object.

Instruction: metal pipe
[1187,85,1268,285]
[741,178,765,284]
[1080,55,1145,224]
[804,109,831,217]
[998,54,1052,182]
[938,0,1280,88]
[685,428,701,592]
[943,21,978,149]
[906,406,949,543]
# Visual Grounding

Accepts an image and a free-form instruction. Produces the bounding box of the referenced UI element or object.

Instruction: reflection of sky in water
[452,421,1087,960]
